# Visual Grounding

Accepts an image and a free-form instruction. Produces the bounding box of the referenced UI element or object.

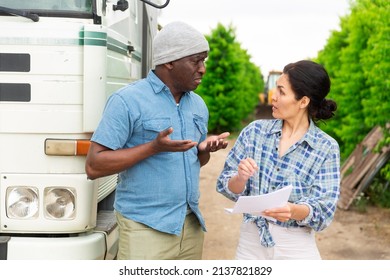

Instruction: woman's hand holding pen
[228,158,258,194]
[237,158,258,181]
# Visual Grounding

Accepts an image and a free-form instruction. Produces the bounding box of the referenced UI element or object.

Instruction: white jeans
[235,221,321,260]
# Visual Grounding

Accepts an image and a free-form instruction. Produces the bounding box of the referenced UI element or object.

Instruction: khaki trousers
[116,212,204,260]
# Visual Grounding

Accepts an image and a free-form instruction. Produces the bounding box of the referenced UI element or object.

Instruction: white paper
[225,185,293,219]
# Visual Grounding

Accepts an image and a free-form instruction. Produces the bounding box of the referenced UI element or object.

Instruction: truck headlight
[6,187,39,219]
[44,187,76,219]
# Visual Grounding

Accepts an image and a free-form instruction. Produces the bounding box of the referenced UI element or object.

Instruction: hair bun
[316,99,337,120]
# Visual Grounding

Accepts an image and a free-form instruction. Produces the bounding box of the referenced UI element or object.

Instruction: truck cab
[0,0,167,260]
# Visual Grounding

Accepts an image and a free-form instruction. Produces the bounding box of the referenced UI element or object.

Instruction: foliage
[317,0,390,160]
[317,0,390,207]
[365,177,390,208]
[196,23,264,134]
[353,192,369,213]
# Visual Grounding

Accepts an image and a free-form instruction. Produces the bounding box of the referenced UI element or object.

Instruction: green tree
[317,0,390,160]
[317,0,390,206]
[196,23,264,133]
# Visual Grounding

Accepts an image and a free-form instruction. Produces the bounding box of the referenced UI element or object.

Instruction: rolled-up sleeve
[296,143,340,231]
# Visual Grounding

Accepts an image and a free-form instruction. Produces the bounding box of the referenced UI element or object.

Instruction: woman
[217,60,340,260]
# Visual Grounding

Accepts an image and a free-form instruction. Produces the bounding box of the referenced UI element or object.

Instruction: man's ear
[300,96,310,109]
[164,62,174,70]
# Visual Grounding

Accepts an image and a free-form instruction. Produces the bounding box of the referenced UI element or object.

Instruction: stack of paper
[224,185,293,219]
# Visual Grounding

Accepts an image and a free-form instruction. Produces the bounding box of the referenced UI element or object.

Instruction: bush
[196,23,264,134]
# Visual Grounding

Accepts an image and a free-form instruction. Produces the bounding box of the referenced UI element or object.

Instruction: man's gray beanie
[152,21,209,66]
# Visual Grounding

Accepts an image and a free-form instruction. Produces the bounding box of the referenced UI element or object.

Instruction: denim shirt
[91,70,209,235]
[217,119,340,247]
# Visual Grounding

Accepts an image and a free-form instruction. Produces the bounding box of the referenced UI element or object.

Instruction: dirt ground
[199,105,390,260]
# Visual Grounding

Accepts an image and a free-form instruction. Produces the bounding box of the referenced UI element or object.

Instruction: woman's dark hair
[283,60,337,121]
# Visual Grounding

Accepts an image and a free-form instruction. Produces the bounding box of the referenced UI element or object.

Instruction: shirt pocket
[193,114,207,142]
[142,118,172,141]
[273,172,308,202]
[287,174,313,203]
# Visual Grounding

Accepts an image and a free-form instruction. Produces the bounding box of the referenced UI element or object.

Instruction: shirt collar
[147,70,191,97]
[147,70,166,93]
[303,119,319,149]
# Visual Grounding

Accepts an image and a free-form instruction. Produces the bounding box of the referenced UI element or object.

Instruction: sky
[157,0,351,78]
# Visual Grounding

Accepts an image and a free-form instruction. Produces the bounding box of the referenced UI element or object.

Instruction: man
[85,21,230,260]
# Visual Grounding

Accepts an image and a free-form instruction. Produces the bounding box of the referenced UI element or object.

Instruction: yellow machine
[259,70,282,105]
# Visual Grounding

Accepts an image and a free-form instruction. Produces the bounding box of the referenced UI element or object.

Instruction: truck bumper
[0,211,118,260]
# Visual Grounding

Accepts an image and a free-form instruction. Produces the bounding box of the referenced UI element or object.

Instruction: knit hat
[152,21,209,66]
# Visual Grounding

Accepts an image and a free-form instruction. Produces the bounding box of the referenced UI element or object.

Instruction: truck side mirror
[113,0,129,11]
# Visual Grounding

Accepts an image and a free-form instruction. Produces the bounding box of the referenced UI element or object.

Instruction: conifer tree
[196,23,264,133]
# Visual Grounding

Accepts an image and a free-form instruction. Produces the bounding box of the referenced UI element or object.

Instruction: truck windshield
[0,0,92,14]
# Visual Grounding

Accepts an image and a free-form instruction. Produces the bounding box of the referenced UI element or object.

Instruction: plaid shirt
[217,119,340,247]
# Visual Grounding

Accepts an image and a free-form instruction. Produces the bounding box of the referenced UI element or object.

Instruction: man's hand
[151,127,198,152]
[197,132,230,167]
[198,132,230,153]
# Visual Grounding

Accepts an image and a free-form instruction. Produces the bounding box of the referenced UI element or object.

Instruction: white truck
[0,0,169,260]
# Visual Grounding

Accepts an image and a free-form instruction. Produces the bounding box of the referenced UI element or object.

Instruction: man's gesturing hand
[151,127,198,153]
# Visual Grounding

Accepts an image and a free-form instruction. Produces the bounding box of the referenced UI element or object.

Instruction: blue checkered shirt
[217,119,340,247]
